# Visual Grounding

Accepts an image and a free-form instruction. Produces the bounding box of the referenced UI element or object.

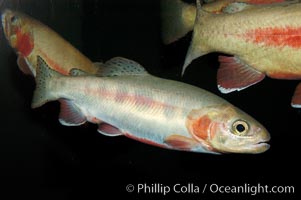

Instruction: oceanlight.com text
[125,183,295,196]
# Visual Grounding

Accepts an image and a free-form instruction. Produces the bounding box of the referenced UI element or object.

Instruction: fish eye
[10,15,18,23]
[232,120,249,136]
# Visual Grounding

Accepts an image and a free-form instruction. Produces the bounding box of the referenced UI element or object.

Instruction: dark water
[0,0,299,199]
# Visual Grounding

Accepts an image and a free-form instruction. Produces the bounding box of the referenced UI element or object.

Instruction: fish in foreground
[31,56,270,154]
[182,0,301,108]
[160,0,294,44]
[1,9,100,76]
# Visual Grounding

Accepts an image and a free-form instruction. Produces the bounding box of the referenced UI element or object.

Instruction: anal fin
[58,99,86,126]
[97,123,123,136]
[217,56,265,93]
[291,83,301,108]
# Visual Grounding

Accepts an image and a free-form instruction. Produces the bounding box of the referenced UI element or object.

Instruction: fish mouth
[250,138,270,153]
[253,141,270,148]
[251,128,271,153]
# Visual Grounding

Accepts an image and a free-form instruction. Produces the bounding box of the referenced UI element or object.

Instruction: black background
[0,0,299,199]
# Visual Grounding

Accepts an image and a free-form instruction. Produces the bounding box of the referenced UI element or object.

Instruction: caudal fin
[31,56,62,109]
[182,0,211,75]
[161,0,196,44]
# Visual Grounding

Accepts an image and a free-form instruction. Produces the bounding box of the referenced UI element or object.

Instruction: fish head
[186,105,270,154]
[1,9,34,56]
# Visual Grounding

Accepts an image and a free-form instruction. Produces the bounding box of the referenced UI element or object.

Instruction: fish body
[160,0,294,44]
[32,56,270,154]
[184,1,301,107]
[1,9,100,76]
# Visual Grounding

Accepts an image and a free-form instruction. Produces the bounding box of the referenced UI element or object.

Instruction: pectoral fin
[217,56,265,93]
[164,134,199,150]
[17,56,33,76]
[58,99,86,126]
[291,83,301,108]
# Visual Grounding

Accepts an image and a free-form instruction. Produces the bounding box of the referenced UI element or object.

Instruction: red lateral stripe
[45,57,69,75]
[82,87,176,112]
[113,92,176,111]
[244,26,301,48]
[39,52,70,75]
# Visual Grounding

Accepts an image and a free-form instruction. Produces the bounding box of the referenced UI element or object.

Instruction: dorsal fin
[97,57,149,77]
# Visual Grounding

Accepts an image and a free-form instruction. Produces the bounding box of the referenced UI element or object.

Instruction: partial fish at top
[160,0,296,44]
[181,0,301,108]
[1,9,102,77]
[31,56,270,154]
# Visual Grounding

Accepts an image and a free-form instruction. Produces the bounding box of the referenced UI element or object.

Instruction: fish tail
[182,0,212,75]
[161,0,196,44]
[31,56,62,109]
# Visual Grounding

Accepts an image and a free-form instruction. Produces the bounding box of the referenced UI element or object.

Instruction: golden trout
[31,56,270,154]
[161,0,294,44]
[182,1,301,108]
[1,9,100,76]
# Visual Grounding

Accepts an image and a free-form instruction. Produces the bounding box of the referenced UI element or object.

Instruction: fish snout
[250,128,271,153]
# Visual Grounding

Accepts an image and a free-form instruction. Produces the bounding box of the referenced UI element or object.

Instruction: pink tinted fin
[58,99,86,126]
[97,123,123,136]
[291,83,301,108]
[17,56,32,75]
[217,56,265,93]
[164,134,198,150]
